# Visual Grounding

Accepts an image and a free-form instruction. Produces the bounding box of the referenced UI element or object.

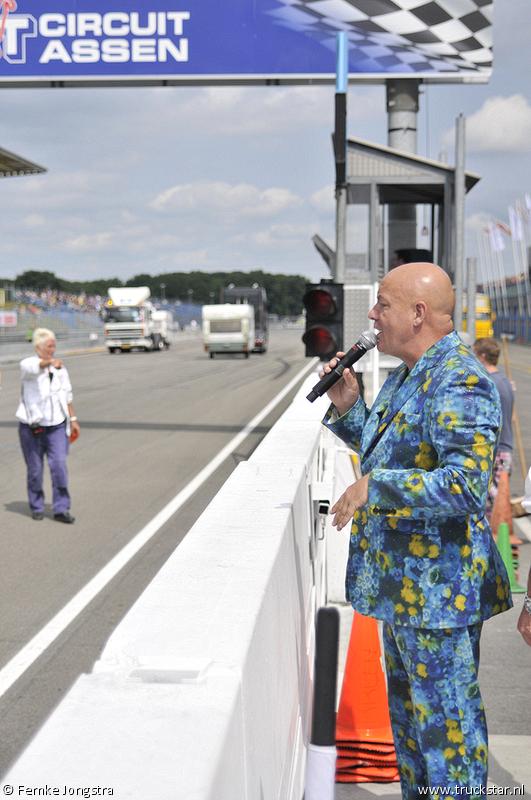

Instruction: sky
[1,0,530,288]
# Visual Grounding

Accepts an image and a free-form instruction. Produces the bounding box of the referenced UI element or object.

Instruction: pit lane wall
[4,373,356,799]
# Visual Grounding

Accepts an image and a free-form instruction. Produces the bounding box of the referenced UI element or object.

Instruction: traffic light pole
[334,33,348,285]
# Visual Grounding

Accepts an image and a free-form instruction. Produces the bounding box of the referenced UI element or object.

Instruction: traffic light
[302,280,343,359]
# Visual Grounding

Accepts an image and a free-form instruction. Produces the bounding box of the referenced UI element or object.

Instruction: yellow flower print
[394,412,410,435]
[415,441,436,471]
[401,577,417,604]
[409,536,427,557]
[402,586,417,603]
[360,538,368,550]
[450,481,463,495]
[407,738,417,751]
[437,410,459,430]
[465,374,480,388]
[428,545,440,558]
[475,745,488,763]
[460,545,471,558]
[495,574,508,600]
[446,719,464,744]
[473,558,487,577]
[473,432,491,458]
[406,474,424,493]
[395,506,413,518]
[415,705,430,723]
[454,595,466,611]
[444,747,456,760]
[464,457,477,470]
[376,551,391,569]
[416,663,427,678]
[395,603,406,614]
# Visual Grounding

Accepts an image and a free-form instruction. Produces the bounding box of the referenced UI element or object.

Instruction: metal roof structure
[340,136,481,282]
[345,137,481,205]
[0,146,47,178]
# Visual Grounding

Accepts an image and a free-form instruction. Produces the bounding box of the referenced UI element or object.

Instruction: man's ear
[413,301,427,327]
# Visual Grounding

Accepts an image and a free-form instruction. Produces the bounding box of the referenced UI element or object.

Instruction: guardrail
[4,372,355,799]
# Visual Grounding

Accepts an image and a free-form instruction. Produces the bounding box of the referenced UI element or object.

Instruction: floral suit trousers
[383,622,486,800]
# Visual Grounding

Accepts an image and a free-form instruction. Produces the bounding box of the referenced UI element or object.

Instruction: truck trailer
[202,304,255,358]
[220,284,268,353]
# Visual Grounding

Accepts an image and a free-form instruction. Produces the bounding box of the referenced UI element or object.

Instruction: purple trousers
[19,421,71,515]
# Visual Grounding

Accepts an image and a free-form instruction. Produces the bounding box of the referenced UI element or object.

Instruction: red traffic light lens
[303,327,338,356]
[304,289,337,317]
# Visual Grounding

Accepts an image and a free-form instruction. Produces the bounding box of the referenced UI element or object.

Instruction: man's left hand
[330,473,370,531]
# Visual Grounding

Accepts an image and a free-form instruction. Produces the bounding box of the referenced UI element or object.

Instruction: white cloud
[442,94,531,153]
[251,222,318,247]
[309,185,335,215]
[22,214,46,229]
[62,232,113,252]
[150,181,303,218]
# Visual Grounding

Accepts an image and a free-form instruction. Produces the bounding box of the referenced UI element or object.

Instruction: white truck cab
[104,287,171,352]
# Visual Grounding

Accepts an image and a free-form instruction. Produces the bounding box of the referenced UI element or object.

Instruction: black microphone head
[357,330,378,350]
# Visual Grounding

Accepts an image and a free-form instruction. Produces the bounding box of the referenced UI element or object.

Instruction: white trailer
[202,304,255,358]
[104,286,171,352]
[152,309,173,349]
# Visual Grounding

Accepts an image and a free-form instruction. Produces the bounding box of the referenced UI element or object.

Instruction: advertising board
[0,0,493,87]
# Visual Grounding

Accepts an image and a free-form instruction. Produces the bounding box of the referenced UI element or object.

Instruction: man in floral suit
[322,263,512,799]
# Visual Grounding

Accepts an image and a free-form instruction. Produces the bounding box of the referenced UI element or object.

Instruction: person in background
[320,262,512,799]
[517,470,531,646]
[391,248,432,269]
[472,337,515,516]
[16,327,80,523]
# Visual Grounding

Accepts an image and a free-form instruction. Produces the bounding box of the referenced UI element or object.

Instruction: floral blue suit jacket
[324,331,512,628]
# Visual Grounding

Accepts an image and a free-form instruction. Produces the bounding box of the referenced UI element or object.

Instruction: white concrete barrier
[4,374,355,799]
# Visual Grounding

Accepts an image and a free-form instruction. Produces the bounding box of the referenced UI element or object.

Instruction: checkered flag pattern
[266,0,493,75]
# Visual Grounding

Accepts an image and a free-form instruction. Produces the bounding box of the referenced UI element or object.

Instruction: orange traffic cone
[336,611,394,744]
[490,471,513,540]
[335,611,400,784]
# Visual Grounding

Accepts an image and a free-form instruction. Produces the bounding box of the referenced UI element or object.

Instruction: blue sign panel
[0,0,493,86]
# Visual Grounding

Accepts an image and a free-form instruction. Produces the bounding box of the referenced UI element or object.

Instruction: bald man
[321,264,512,799]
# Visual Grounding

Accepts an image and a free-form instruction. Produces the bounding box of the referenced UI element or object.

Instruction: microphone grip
[306,346,362,403]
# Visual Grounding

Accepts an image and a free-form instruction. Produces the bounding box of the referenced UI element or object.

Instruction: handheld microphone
[306,330,378,403]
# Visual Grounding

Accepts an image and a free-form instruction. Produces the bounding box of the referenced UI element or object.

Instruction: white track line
[0,358,318,699]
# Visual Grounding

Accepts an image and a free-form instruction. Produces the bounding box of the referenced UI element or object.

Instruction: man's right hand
[320,352,360,416]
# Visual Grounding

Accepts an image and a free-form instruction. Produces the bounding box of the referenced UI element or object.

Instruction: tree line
[7,269,310,317]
